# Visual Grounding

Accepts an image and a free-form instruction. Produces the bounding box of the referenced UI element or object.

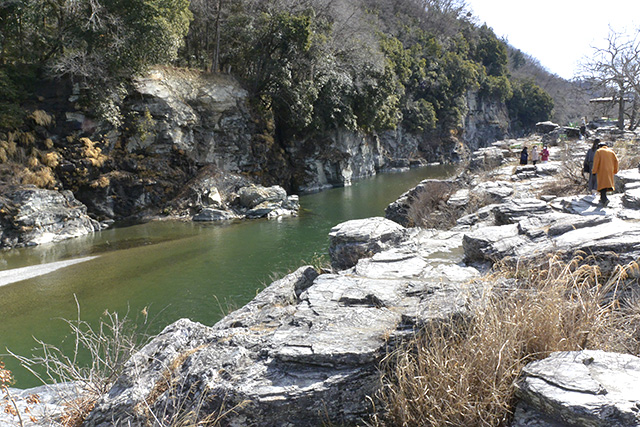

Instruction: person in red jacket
[591,140,619,207]
[540,146,550,162]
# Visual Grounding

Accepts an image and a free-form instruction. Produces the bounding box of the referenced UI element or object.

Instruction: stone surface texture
[0,186,101,249]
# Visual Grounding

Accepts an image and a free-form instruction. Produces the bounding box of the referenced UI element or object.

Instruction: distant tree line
[0,0,556,141]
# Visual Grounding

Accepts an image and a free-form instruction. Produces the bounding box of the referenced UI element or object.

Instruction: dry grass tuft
[41,151,61,168]
[18,131,36,147]
[374,254,640,426]
[29,110,54,128]
[540,151,586,197]
[10,300,148,427]
[18,167,56,189]
[407,181,457,229]
[80,137,107,167]
[90,175,110,188]
[408,183,494,230]
[615,139,640,170]
[27,154,40,168]
[4,138,18,157]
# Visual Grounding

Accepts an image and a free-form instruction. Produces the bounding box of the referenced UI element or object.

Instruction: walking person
[591,140,619,207]
[520,146,528,165]
[531,146,540,165]
[541,145,550,162]
[583,139,599,197]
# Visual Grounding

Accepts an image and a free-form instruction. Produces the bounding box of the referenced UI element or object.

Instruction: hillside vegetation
[1,0,561,139]
[0,0,592,209]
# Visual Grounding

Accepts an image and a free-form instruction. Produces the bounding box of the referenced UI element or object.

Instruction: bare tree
[580,27,640,130]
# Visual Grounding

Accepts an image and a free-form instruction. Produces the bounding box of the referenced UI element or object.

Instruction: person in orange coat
[591,140,619,207]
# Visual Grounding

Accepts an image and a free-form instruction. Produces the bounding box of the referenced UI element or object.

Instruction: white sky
[465,0,640,80]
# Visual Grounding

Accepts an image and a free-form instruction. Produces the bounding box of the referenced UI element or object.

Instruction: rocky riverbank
[4,130,640,426]
[1,65,514,249]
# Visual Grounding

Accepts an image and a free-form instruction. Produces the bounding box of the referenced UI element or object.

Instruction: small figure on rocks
[531,146,539,165]
[541,145,550,162]
[592,140,619,207]
[520,147,528,165]
[583,139,599,197]
[579,117,587,139]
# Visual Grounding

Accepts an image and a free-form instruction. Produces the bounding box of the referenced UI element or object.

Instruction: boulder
[329,217,408,270]
[0,185,101,249]
[615,168,640,192]
[192,208,237,221]
[469,146,504,171]
[561,126,581,138]
[234,185,299,219]
[494,198,551,225]
[447,188,470,208]
[202,186,222,207]
[514,350,640,427]
[622,188,640,210]
[536,121,559,134]
[238,185,287,209]
[472,180,514,203]
[385,179,456,227]
[462,223,525,263]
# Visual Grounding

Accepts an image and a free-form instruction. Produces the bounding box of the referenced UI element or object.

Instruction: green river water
[0,165,455,387]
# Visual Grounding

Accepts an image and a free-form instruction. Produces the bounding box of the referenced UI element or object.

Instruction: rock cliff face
[1,69,510,238]
[287,130,384,193]
[125,71,509,194]
[127,70,263,172]
[462,90,510,152]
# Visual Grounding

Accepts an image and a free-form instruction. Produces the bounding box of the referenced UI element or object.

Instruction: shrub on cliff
[508,79,555,134]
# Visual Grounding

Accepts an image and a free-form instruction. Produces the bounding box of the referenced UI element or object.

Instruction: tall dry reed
[374,254,640,426]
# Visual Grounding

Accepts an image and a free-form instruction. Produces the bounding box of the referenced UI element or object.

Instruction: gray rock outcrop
[129,70,255,169]
[0,383,86,427]
[463,90,510,150]
[0,185,101,249]
[83,223,481,426]
[328,217,408,270]
[384,179,457,227]
[513,350,640,427]
[536,121,560,134]
[469,146,505,171]
[235,184,300,219]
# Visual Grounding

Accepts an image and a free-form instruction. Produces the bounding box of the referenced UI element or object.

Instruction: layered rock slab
[85,219,481,426]
[514,350,640,427]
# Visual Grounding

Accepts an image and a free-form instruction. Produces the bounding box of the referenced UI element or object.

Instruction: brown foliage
[374,254,640,426]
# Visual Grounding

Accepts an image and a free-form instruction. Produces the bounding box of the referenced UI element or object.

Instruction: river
[0,165,455,387]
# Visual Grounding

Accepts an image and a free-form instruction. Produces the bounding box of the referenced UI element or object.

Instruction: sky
[465,0,640,80]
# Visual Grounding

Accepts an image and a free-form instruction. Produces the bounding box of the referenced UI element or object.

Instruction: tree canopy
[1,0,555,138]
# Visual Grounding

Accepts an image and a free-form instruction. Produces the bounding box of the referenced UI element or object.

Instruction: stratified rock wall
[462,90,510,151]
[0,185,101,249]
[127,71,510,194]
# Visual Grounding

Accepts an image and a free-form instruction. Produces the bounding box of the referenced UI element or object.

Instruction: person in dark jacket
[520,147,528,165]
[583,139,599,196]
